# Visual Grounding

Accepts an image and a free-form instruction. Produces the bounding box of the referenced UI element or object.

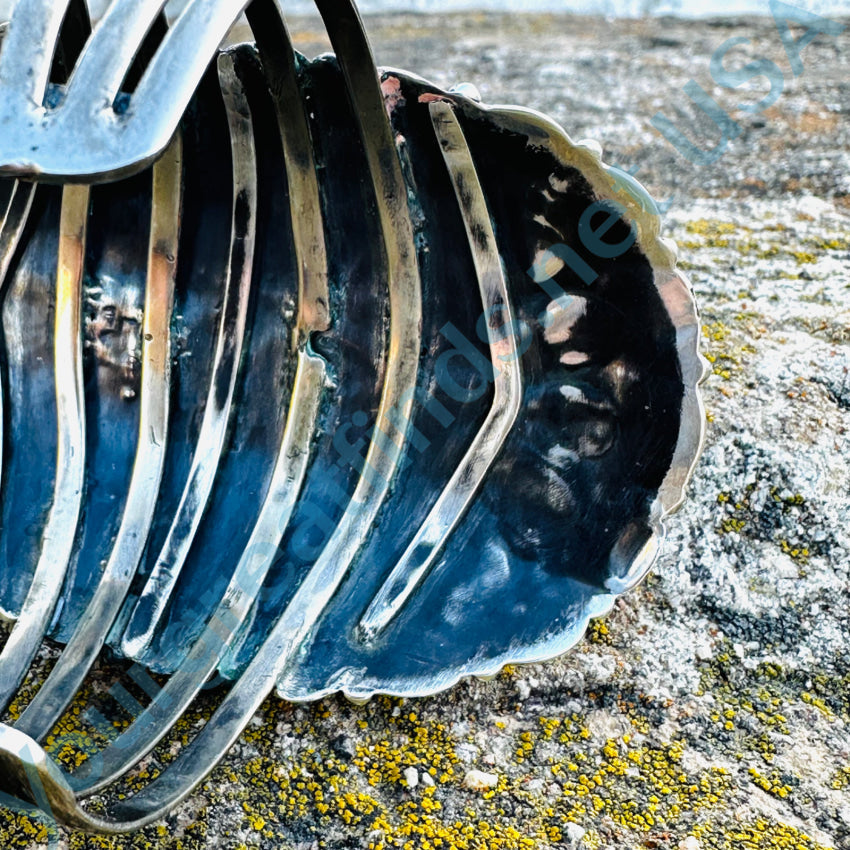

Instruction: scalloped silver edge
[276,86,710,705]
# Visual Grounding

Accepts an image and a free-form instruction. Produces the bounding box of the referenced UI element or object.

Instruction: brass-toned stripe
[120,52,258,661]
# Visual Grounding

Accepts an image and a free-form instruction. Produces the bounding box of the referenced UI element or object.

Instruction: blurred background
[2,0,849,20]
[81,0,850,17]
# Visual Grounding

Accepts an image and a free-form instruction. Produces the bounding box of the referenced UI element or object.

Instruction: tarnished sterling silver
[0,0,250,182]
[0,0,707,835]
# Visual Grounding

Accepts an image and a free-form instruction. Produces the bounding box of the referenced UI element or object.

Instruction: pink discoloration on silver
[381,75,405,117]
[418,92,455,105]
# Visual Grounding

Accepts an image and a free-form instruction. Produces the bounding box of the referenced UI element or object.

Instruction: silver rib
[14,134,183,743]
[358,101,523,641]
[120,51,257,661]
[0,184,35,270]
[261,0,423,689]
[60,0,169,108]
[245,0,331,340]
[0,183,88,712]
[72,13,333,790]
[215,0,333,674]
[0,180,36,500]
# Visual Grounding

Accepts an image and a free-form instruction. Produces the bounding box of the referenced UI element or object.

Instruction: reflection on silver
[120,52,257,661]
[73,22,334,792]
[259,0,424,679]
[14,134,182,744]
[0,184,88,713]
[358,101,522,642]
[84,275,145,401]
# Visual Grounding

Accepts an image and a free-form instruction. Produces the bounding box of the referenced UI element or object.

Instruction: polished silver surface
[0,183,88,713]
[0,0,250,182]
[0,0,706,835]
[253,0,423,686]
[0,179,34,499]
[120,50,258,661]
[73,24,332,793]
[14,134,182,743]
[358,100,523,642]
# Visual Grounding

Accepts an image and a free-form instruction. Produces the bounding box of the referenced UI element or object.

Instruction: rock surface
[1,11,848,850]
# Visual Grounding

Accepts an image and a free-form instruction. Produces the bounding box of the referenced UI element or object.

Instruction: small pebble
[695,639,713,661]
[564,822,586,845]
[421,772,435,787]
[463,769,498,790]
[403,767,419,788]
[331,735,356,760]
[679,838,701,850]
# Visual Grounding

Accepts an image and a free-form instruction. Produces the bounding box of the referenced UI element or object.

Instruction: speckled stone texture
[1,11,849,850]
